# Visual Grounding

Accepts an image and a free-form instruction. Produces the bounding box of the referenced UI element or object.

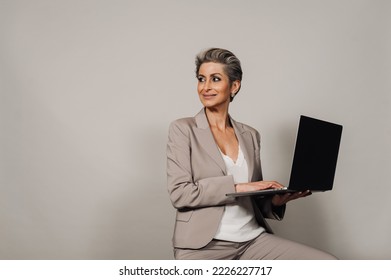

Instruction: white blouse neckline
[219,145,244,166]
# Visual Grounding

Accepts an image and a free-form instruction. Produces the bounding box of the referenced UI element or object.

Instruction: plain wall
[1,0,390,259]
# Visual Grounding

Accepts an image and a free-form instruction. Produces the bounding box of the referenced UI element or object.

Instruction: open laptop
[226,115,343,198]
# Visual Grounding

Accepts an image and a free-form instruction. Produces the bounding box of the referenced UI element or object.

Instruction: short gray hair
[195,48,243,101]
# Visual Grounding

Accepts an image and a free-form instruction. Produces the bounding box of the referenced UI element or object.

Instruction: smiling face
[197,62,240,110]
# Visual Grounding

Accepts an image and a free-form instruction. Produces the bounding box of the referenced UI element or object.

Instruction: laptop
[226,115,343,198]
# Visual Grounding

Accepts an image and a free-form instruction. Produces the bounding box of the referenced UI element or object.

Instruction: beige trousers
[174,233,337,260]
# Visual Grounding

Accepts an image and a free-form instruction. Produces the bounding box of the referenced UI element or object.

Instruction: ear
[231,80,241,95]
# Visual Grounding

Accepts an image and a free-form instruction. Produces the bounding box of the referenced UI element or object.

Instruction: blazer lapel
[194,109,227,174]
[232,119,256,182]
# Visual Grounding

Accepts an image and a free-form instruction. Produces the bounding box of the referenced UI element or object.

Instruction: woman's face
[197,62,240,110]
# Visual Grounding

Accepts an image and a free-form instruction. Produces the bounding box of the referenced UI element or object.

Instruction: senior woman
[166,48,336,260]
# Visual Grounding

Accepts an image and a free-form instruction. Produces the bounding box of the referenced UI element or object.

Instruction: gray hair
[195,48,243,101]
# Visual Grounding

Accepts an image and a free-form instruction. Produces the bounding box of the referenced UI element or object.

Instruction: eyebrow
[198,73,223,77]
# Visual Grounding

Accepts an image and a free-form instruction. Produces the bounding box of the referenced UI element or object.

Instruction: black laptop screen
[288,115,343,191]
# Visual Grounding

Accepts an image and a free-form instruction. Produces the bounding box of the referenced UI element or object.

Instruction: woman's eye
[197,77,205,82]
[212,77,221,82]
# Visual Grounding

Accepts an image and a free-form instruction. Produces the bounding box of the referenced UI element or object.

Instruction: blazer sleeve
[166,120,236,210]
[252,129,286,220]
[254,196,286,220]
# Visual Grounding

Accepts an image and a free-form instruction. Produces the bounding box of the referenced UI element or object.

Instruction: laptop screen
[288,115,343,191]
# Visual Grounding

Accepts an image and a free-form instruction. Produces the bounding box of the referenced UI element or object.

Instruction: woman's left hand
[272,190,312,206]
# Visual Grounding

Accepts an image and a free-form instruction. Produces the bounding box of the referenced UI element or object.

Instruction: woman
[166,48,336,260]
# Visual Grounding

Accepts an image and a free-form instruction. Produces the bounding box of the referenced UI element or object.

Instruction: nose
[202,79,212,92]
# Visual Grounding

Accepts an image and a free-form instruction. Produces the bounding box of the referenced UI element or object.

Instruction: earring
[231,93,235,98]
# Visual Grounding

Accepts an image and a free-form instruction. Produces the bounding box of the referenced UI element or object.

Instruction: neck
[205,106,231,131]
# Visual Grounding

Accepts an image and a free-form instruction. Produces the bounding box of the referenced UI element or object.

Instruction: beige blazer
[167,108,285,249]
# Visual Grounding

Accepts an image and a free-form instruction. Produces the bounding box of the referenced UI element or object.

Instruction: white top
[214,145,265,242]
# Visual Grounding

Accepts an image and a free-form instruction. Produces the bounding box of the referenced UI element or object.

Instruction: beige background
[1,0,390,259]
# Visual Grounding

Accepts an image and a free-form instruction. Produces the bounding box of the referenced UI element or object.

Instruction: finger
[277,193,292,204]
[262,183,278,190]
[268,181,285,189]
[295,190,311,198]
[301,190,312,197]
[288,191,311,200]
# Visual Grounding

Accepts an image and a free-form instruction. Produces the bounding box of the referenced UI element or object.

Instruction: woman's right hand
[235,181,284,193]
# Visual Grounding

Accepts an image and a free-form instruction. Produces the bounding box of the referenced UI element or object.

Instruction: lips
[202,94,217,98]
